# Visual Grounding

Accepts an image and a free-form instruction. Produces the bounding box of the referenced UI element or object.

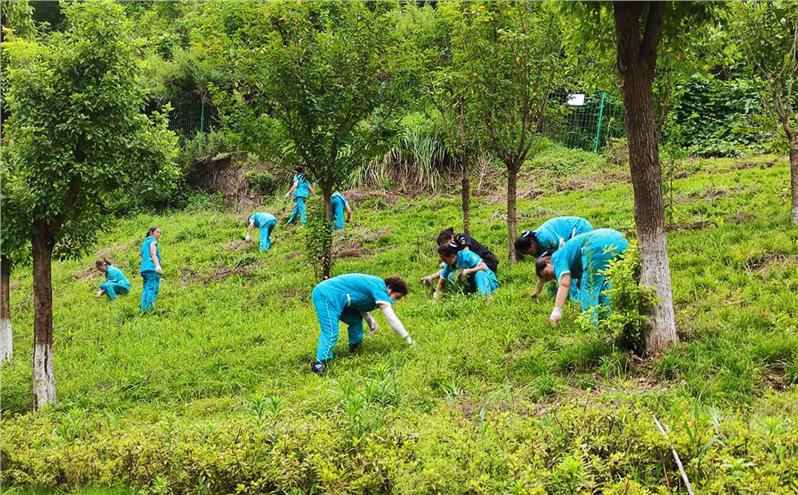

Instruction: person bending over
[311,274,414,375]
[535,228,628,326]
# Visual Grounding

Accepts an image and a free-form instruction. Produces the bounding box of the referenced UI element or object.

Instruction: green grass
[2,154,797,493]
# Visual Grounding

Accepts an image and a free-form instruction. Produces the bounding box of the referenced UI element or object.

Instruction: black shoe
[349,342,362,354]
[310,360,327,375]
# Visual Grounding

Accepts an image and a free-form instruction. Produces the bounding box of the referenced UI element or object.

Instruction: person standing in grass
[284,166,316,225]
[139,227,163,312]
[420,227,499,286]
[94,259,131,301]
[311,274,414,375]
[535,228,628,326]
[245,212,277,252]
[515,216,594,299]
[330,191,352,231]
[434,244,499,298]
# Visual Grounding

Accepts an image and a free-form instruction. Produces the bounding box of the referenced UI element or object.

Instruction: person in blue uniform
[434,244,499,298]
[535,228,628,326]
[515,216,594,299]
[245,212,277,251]
[311,274,414,375]
[94,259,131,301]
[140,227,163,312]
[284,166,316,225]
[330,191,352,231]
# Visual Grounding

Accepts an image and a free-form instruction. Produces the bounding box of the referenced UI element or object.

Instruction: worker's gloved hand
[456,271,466,282]
[367,319,378,336]
[405,335,415,346]
[419,275,435,286]
[433,290,443,301]
[95,290,105,298]
[549,307,562,326]
[244,234,251,242]
[155,265,163,275]
[530,291,539,300]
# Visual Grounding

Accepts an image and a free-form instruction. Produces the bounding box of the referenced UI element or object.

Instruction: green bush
[527,141,607,176]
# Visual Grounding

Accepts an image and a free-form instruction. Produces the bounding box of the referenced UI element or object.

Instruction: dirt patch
[73,266,99,281]
[336,246,373,258]
[553,168,630,193]
[202,264,260,283]
[679,186,744,202]
[727,212,755,224]
[224,240,251,251]
[666,220,715,232]
[733,160,775,171]
[744,252,798,273]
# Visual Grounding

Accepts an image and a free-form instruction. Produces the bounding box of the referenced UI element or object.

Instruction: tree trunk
[506,162,519,264]
[321,187,334,280]
[32,224,57,408]
[614,2,678,355]
[1,256,12,363]
[790,136,798,224]
[461,157,471,236]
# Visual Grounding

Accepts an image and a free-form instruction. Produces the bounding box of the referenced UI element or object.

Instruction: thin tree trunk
[790,136,798,224]
[461,157,471,236]
[321,187,334,280]
[614,1,678,355]
[506,162,519,264]
[32,224,57,408]
[1,256,12,363]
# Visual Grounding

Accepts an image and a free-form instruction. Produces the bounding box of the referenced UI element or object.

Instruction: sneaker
[310,360,327,375]
[349,342,362,354]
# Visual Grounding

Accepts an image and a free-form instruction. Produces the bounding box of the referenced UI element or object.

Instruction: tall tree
[3,0,178,407]
[728,1,798,224]
[196,1,404,279]
[445,0,563,262]
[0,0,36,364]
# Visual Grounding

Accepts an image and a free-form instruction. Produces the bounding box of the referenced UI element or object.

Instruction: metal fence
[546,91,626,153]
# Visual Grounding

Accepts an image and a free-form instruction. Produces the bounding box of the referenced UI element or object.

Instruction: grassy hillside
[2,154,797,494]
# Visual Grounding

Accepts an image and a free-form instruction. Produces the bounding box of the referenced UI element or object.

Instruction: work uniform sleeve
[380,305,413,343]
[441,263,454,280]
[552,249,573,283]
[371,280,393,306]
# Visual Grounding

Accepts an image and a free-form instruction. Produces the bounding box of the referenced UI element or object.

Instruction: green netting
[547,91,626,153]
[167,94,220,138]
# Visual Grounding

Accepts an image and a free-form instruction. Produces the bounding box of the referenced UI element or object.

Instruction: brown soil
[224,240,250,251]
[744,252,798,273]
[665,220,715,232]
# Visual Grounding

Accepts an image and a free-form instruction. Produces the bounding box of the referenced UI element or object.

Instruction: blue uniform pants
[331,198,346,230]
[312,289,364,362]
[468,269,499,295]
[287,197,307,225]
[257,219,276,251]
[140,271,161,312]
[100,282,129,301]
[579,234,629,320]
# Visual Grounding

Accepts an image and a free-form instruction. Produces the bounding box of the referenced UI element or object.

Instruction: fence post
[199,94,206,134]
[593,91,606,153]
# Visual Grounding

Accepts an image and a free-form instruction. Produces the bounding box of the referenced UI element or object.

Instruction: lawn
[1,154,797,494]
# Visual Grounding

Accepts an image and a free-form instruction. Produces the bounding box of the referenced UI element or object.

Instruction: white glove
[367,319,378,336]
[549,307,562,326]
[155,265,163,275]
[244,233,251,242]
[405,335,415,346]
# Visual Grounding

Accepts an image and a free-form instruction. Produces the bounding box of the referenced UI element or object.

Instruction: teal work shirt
[293,174,311,199]
[534,216,594,254]
[249,212,276,227]
[441,249,486,279]
[313,274,393,313]
[140,236,161,274]
[105,265,131,289]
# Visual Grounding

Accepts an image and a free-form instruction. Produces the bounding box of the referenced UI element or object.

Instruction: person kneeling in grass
[434,244,499,299]
[515,216,594,299]
[245,212,277,252]
[535,228,628,326]
[94,258,131,301]
[311,274,414,375]
[420,227,499,286]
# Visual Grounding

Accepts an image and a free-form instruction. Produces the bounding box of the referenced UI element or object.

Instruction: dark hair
[294,166,304,174]
[514,230,538,258]
[95,258,109,269]
[146,226,159,239]
[384,276,408,297]
[436,227,455,246]
[535,256,552,277]
[437,244,459,258]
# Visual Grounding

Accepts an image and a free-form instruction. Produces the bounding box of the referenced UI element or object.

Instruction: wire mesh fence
[167,94,220,138]
[546,91,626,153]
